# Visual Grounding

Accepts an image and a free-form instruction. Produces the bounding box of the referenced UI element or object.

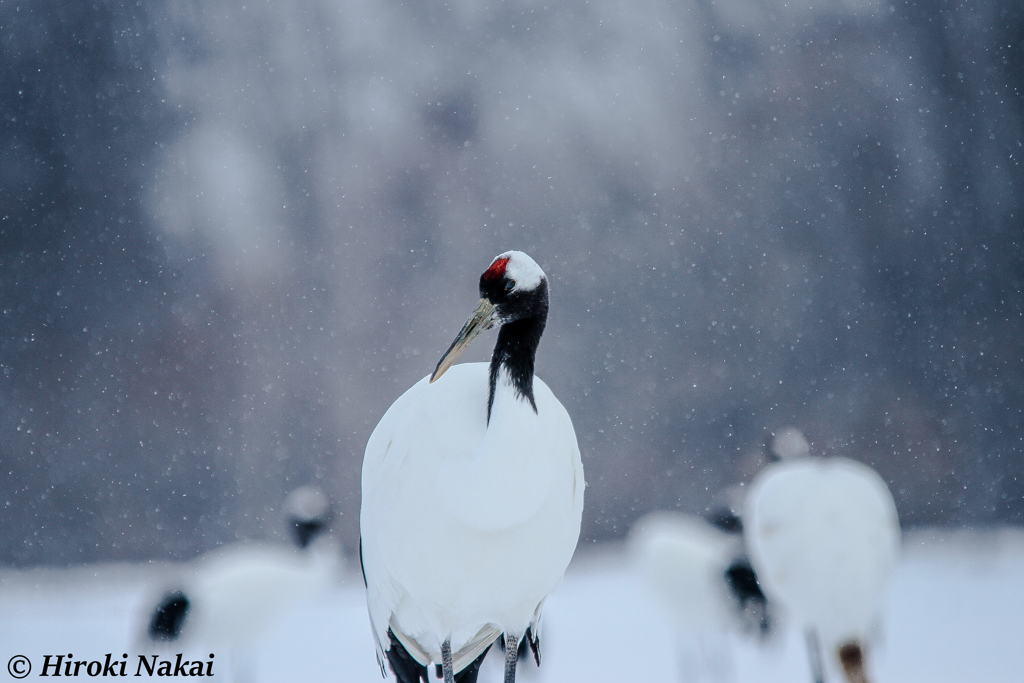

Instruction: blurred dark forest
[1,0,1021,565]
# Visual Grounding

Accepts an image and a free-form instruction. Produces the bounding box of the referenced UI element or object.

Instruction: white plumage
[745,430,901,683]
[360,251,584,683]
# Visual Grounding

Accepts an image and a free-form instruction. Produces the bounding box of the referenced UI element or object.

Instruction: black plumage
[724,558,771,635]
[147,590,190,641]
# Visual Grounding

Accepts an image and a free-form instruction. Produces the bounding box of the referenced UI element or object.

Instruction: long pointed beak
[430,298,497,382]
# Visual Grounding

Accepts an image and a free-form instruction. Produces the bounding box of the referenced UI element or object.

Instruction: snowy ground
[1,528,1022,683]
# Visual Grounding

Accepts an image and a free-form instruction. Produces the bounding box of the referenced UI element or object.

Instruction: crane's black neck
[486,286,548,424]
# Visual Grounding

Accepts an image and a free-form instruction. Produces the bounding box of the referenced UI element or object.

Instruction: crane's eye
[504,279,516,292]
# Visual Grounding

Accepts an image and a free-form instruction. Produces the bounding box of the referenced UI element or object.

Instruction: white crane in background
[745,428,901,683]
[140,486,339,682]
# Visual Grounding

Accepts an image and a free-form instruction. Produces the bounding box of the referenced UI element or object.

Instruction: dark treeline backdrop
[1,0,1021,565]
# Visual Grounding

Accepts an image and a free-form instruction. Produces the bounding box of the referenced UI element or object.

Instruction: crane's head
[431,251,548,382]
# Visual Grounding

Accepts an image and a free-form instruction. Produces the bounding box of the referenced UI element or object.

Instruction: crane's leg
[441,638,455,683]
[804,627,825,683]
[503,633,519,683]
[838,641,870,683]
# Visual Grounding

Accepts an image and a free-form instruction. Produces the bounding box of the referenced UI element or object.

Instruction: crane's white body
[745,457,901,651]
[360,362,584,672]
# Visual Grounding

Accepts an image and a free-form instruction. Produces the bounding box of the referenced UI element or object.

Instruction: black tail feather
[453,645,490,683]
[388,630,491,683]
[387,630,429,683]
[525,626,541,667]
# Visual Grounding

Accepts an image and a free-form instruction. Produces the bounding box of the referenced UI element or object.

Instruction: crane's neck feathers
[486,279,548,423]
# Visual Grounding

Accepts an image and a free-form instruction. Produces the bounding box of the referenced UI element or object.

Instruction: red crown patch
[481,256,510,281]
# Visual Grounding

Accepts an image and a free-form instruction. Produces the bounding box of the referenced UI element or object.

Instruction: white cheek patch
[498,250,545,291]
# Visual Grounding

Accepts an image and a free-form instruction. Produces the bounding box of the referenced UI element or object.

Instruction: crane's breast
[360,362,584,652]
